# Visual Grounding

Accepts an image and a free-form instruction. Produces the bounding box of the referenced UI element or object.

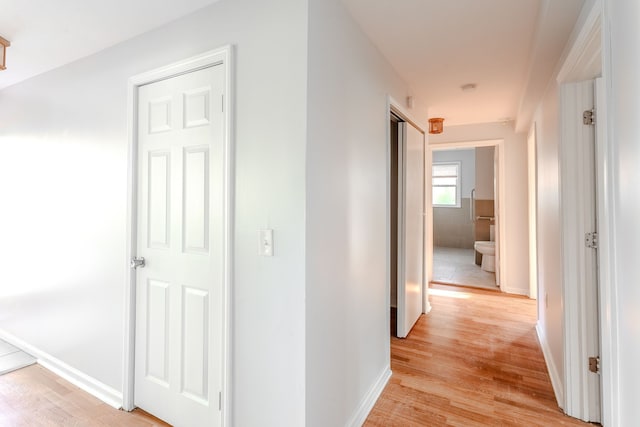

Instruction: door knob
[130,257,146,269]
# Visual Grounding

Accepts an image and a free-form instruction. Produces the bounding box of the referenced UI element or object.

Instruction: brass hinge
[588,356,600,373]
[583,109,595,125]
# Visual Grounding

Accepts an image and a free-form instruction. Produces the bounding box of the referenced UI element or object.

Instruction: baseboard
[502,285,529,296]
[345,366,392,427]
[536,322,564,408]
[0,329,123,409]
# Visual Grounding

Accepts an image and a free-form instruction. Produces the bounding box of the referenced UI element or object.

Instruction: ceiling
[0,0,220,90]
[342,0,585,129]
[1,0,584,130]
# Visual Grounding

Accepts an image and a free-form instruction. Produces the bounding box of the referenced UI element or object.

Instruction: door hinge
[588,356,600,373]
[585,232,598,249]
[583,109,595,125]
[219,391,222,411]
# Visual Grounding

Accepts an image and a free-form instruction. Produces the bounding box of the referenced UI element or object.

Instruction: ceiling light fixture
[461,83,477,92]
[428,118,444,134]
[0,36,10,70]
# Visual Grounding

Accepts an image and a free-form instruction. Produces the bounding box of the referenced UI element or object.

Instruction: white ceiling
[342,0,585,128]
[1,0,584,130]
[0,0,220,90]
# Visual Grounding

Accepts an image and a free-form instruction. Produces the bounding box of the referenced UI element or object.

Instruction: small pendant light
[429,118,444,134]
[0,36,10,70]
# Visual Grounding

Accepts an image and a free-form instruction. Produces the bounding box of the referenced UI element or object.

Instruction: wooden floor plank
[0,364,170,426]
[366,284,596,426]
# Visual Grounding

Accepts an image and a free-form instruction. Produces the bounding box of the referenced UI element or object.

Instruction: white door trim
[427,139,506,292]
[527,125,538,300]
[556,1,617,423]
[559,80,600,422]
[123,46,234,427]
[600,2,621,424]
[594,75,619,427]
[387,96,430,315]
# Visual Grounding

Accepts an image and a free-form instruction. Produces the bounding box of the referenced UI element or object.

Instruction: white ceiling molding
[556,1,602,84]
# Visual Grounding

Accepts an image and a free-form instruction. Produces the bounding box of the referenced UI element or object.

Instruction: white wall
[432,149,475,198]
[305,0,421,425]
[531,83,564,392]
[604,0,640,422]
[526,0,602,408]
[0,1,307,425]
[430,122,530,295]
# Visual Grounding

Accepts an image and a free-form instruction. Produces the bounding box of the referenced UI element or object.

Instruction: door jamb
[556,0,616,423]
[122,46,234,427]
[386,96,430,319]
[527,126,538,300]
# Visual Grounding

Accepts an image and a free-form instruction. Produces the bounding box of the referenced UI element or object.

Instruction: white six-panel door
[134,64,224,427]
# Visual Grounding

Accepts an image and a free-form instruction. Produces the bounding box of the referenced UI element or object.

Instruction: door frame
[386,96,430,322]
[558,80,600,422]
[527,125,538,300]
[556,0,615,423]
[427,139,506,291]
[122,46,234,427]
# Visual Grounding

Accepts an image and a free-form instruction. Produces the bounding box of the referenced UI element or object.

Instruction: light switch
[260,229,274,257]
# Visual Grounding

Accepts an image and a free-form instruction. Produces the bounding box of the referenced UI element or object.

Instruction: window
[432,162,461,207]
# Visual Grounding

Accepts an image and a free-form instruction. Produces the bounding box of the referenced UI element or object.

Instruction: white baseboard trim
[346,366,392,427]
[0,329,123,409]
[536,322,564,408]
[502,285,529,296]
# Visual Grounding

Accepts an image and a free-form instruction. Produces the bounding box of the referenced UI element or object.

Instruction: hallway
[366,284,591,426]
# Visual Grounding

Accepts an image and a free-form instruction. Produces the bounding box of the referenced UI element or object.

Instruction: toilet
[474,225,495,272]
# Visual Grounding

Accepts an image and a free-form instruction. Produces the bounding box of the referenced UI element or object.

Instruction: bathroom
[431,146,497,290]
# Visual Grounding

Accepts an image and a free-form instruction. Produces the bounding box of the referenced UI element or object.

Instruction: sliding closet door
[397,122,425,338]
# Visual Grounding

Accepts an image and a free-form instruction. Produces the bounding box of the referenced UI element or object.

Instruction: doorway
[427,140,505,292]
[123,47,232,427]
[431,147,498,291]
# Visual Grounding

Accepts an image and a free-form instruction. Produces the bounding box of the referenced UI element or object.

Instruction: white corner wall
[429,122,530,295]
[305,0,423,425]
[0,1,307,425]
[604,0,640,422]
[531,83,564,399]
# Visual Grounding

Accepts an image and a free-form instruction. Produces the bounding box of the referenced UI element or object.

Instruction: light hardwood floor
[0,364,170,426]
[0,285,594,426]
[366,284,595,427]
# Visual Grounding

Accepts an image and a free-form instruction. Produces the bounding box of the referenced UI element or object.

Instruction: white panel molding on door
[123,46,233,427]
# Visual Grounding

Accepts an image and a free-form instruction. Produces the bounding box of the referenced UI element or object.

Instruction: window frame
[432,161,462,208]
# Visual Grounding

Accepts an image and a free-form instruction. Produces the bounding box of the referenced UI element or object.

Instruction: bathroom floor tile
[432,246,498,290]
